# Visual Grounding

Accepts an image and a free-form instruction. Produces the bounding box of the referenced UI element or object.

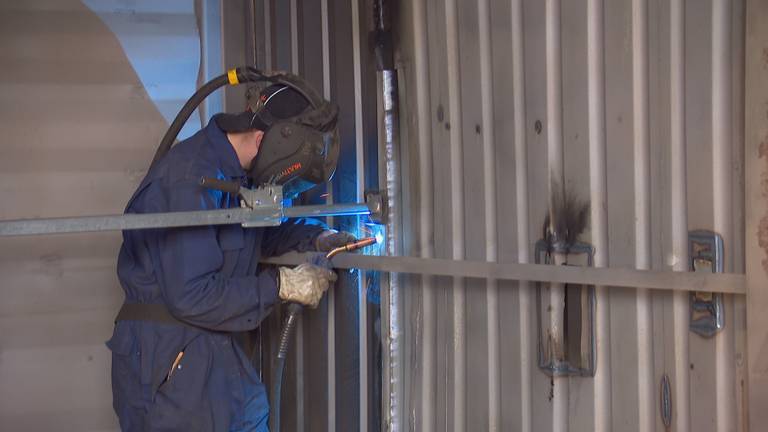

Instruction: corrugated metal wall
[248,1,382,431]
[394,0,746,431]
[0,1,202,429]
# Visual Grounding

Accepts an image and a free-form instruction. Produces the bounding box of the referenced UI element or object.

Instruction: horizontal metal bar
[261,253,746,295]
[0,203,371,237]
[283,203,372,218]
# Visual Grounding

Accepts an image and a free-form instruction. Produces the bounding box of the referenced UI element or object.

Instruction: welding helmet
[217,73,340,199]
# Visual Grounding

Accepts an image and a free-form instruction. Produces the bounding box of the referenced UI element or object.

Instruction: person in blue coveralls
[106,82,355,431]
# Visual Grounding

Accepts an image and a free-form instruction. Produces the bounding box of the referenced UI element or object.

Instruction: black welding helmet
[217,73,340,199]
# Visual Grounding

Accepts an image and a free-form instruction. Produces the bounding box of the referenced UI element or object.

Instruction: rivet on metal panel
[660,374,672,428]
[534,120,543,135]
[688,230,725,337]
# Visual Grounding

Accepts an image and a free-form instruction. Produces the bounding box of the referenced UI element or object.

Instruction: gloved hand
[277,255,337,308]
[315,230,357,252]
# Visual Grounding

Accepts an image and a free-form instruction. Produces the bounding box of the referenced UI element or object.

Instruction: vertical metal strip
[350,1,368,430]
[511,1,531,430]
[413,0,435,430]
[445,0,466,429]
[381,67,403,432]
[264,0,272,71]
[711,1,736,430]
[631,1,654,431]
[478,0,499,429]
[290,0,299,74]
[321,0,331,100]
[670,0,691,430]
[545,1,567,430]
[587,1,611,431]
[287,2,304,430]
[730,1,747,429]
[320,1,335,430]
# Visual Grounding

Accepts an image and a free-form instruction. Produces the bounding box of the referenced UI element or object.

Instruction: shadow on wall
[0,1,204,430]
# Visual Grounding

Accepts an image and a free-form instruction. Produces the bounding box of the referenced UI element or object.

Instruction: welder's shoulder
[158,131,221,185]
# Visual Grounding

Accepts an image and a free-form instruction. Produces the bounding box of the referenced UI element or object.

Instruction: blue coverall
[107,116,324,431]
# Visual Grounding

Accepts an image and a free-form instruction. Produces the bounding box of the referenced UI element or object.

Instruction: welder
[106,72,356,431]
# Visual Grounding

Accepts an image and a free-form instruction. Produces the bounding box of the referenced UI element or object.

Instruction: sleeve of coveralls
[261,218,327,257]
[157,179,278,332]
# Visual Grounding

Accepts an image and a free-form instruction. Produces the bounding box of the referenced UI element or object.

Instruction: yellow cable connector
[227,69,239,85]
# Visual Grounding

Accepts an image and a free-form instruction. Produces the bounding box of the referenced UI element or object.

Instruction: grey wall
[0,1,200,430]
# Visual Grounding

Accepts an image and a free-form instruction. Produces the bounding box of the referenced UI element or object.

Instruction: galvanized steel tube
[631,1,654,431]
[477,0,500,430]
[587,0,611,430]
[670,0,691,430]
[413,0,435,430]
[320,1,335,429]
[545,1,567,430]
[445,0,466,428]
[350,0,368,429]
[511,0,532,430]
[711,1,736,430]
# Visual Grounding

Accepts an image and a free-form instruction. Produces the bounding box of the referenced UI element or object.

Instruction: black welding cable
[270,302,303,432]
[150,73,229,167]
[150,67,273,168]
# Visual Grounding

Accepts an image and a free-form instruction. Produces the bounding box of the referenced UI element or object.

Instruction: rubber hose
[270,302,303,432]
[150,74,230,167]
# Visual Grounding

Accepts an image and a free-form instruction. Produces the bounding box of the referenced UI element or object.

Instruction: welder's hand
[315,230,357,252]
[278,260,337,308]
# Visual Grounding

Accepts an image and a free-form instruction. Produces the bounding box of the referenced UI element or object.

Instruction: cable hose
[149,67,275,168]
[150,74,230,167]
[270,302,302,432]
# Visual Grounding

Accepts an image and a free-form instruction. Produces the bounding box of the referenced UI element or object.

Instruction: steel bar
[0,203,371,237]
[511,0,532,430]
[587,0,610,430]
[262,253,746,295]
[669,0,691,430]
[631,0,653,430]
[412,0,435,429]
[712,1,736,430]
[444,0,466,427]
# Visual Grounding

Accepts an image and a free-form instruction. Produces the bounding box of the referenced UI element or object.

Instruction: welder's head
[216,73,340,199]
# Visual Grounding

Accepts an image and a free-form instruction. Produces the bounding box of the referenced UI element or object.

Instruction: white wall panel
[0,1,203,430]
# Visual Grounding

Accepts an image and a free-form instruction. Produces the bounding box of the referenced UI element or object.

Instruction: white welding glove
[278,263,337,308]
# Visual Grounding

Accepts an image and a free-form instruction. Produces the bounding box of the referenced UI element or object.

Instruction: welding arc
[270,237,376,432]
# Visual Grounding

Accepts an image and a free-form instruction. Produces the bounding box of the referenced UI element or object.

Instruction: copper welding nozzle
[325,237,377,259]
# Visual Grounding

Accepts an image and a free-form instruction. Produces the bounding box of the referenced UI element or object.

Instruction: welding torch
[270,236,377,432]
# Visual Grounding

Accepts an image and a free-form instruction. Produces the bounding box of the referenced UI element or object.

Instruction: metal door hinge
[534,239,596,377]
[688,230,725,338]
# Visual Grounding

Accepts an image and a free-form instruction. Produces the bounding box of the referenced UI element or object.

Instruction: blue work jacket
[107,116,324,431]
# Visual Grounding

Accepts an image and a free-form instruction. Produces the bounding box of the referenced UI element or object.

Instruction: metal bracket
[689,230,725,337]
[364,190,385,224]
[534,239,597,377]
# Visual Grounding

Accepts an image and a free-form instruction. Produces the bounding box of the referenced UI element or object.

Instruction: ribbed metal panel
[394,0,747,431]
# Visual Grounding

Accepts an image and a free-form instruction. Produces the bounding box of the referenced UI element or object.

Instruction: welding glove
[315,230,357,252]
[277,254,337,308]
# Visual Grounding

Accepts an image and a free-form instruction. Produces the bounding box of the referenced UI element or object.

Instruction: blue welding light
[375,230,384,245]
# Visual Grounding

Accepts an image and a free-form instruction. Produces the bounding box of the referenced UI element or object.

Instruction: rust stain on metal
[763,47,768,69]
[758,132,768,271]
